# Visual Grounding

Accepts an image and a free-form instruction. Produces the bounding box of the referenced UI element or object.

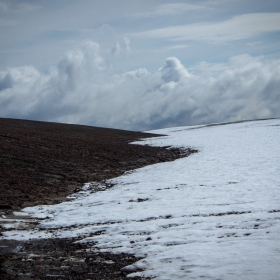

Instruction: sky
[0,0,280,130]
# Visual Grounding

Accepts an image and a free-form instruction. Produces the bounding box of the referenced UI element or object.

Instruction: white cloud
[111,42,121,56]
[123,37,130,54]
[132,13,280,44]
[246,41,262,46]
[135,3,210,17]
[164,44,189,50]
[111,37,130,56]
[0,41,279,130]
[160,57,191,82]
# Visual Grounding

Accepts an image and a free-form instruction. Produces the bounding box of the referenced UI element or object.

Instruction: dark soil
[0,118,197,279]
[0,238,146,280]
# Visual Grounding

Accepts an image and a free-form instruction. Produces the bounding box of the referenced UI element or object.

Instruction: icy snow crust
[3,119,280,279]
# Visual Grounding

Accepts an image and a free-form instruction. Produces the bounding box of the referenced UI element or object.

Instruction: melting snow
[2,119,280,279]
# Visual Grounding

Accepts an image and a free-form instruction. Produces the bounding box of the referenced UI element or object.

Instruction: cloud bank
[133,13,280,44]
[0,40,279,131]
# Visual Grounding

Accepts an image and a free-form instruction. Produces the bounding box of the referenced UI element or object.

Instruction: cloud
[160,57,191,82]
[132,13,280,44]
[123,37,130,54]
[111,37,130,56]
[0,41,279,130]
[135,3,210,17]
[0,1,41,14]
[0,1,41,27]
[111,42,121,56]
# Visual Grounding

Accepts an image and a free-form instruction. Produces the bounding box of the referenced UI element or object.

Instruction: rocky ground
[0,118,197,279]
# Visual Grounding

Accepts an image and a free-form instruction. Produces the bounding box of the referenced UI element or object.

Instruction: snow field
[2,119,280,279]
